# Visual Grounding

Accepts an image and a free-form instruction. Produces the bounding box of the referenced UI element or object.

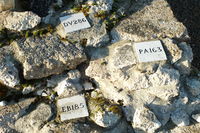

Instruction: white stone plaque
[57,94,89,121]
[60,12,91,33]
[134,40,167,63]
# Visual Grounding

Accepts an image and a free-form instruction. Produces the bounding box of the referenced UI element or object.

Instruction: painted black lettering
[74,104,79,110]
[82,18,87,22]
[144,49,149,54]
[63,22,68,27]
[152,48,157,52]
[157,47,162,52]
[139,49,143,54]
[68,21,73,25]
[74,20,78,24]
[149,48,152,53]
[79,103,84,108]
[67,106,72,111]
[78,19,82,23]
[62,107,67,112]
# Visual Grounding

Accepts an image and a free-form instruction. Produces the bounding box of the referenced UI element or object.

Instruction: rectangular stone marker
[134,40,167,63]
[57,94,89,121]
[60,12,91,33]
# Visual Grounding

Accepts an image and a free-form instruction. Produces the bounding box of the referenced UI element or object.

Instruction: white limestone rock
[0,0,15,11]
[4,11,41,31]
[15,103,53,133]
[0,47,20,88]
[12,34,87,79]
[88,90,122,128]
[22,86,36,95]
[111,0,187,42]
[88,0,113,13]
[175,42,193,75]
[132,106,161,133]
[0,98,36,133]
[54,70,83,98]
[83,81,94,91]
[192,113,200,123]
[56,14,110,47]
[170,123,200,133]
[162,38,183,64]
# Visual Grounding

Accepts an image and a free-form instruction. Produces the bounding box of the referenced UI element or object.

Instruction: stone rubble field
[0,0,200,133]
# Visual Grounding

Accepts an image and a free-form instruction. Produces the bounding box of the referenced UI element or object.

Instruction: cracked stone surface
[4,11,41,31]
[0,46,20,88]
[12,34,87,79]
[111,0,187,42]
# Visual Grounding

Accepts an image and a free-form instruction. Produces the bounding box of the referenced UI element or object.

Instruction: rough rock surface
[0,0,15,11]
[86,40,182,104]
[111,0,187,42]
[0,11,10,30]
[162,38,193,75]
[56,14,110,47]
[12,34,87,79]
[4,11,41,31]
[192,113,200,123]
[87,0,114,13]
[0,46,20,88]
[171,109,190,127]
[88,90,122,128]
[15,103,53,133]
[132,106,161,133]
[0,98,36,133]
[170,123,200,133]
[54,70,83,98]
[85,39,193,130]
[186,77,200,96]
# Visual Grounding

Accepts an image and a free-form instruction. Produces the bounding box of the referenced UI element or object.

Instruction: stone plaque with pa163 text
[134,40,167,63]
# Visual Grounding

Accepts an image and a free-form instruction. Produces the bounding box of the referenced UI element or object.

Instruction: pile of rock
[1,0,200,133]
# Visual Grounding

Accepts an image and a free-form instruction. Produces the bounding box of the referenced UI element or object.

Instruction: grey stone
[74,0,113,13]
[4,11,41,31]
[0,0,15,11]
[0,98,36,133]
[85,40,187,130]
[0,11,10,30]
[112,0,132,15]
[171,109,190,127]
[56,14,110,47]
[12,34,87,79]
[148,98,172,126]
[15,103,53,133]
[175,42,193,75]
[132,106,161,133]
[22,86,36,95]
[162,38,183,64]
[83,81,94,91]
[86,41,180,101]
[186,78,200,96]
[170,123,200,133]
[0,101,7,106]
[0,46,20,88]
[88,90,122,128]
[54,70,83,98]
[88,0,114,13]
[47,73,68,88]
[192,113,200,123]
[111,0,187,42]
